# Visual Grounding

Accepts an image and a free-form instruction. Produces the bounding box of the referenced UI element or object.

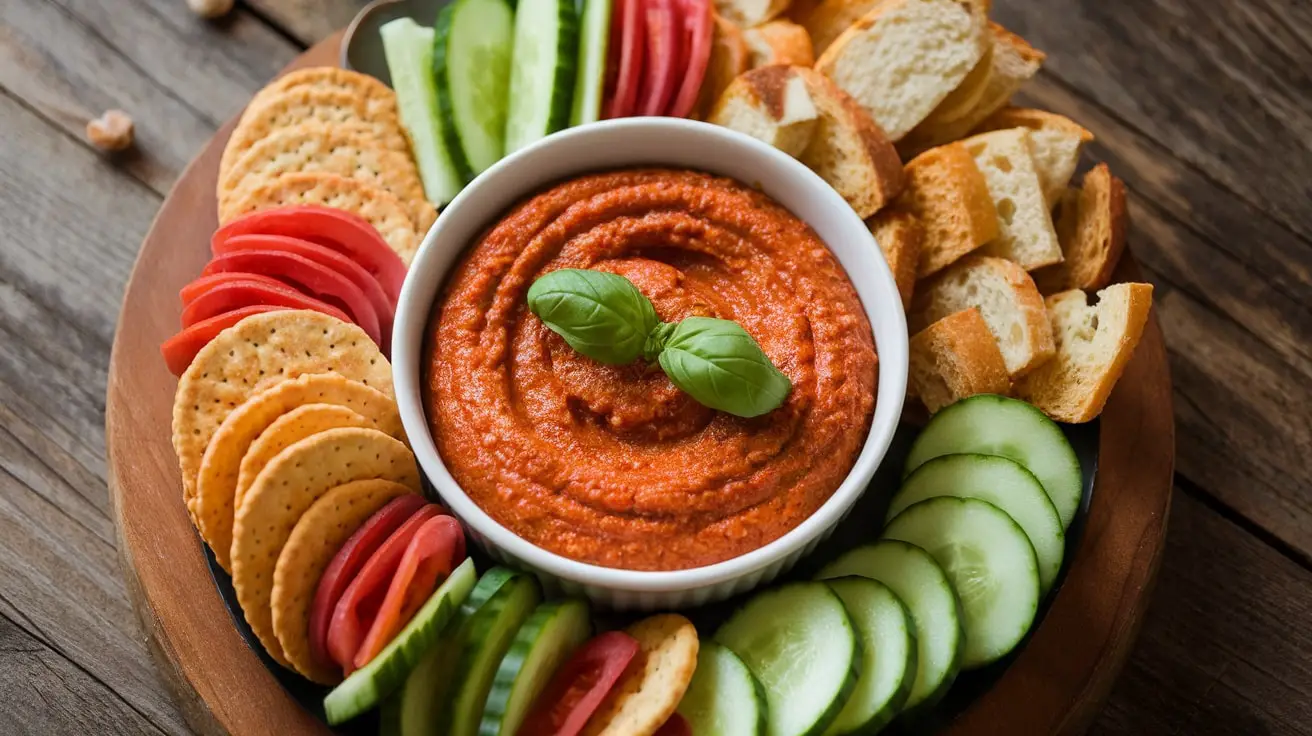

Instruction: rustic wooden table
[1,0,1310,734]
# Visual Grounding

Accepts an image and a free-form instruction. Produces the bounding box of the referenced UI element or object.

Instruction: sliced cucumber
[816,541,962,712]
[441,569,542,736]
[504,0,579,152]
[434,0,514,176]
[890,454,1065,594]
[883,497,1040,670]
[714,582,859,736]
[822,577,916,736]
[379,18,466,206]
[480,599,592,736]
[903,394,1083,529]
[677,641,768,736]
[324,558,477,725]
[570,0,612,125]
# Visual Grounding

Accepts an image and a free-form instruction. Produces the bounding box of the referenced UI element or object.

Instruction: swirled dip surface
[426,169,876,570]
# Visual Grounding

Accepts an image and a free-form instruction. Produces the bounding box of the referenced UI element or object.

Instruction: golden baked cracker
[272,478,417,683]
[220,172,420,264]
[217,122,431,229]
[219,86,408,185]
[247,67,400,123]
[173,311,392,526]
[236,404,375,514]
[231,427,421,667]
[582,614,700,736]
[195,377,404,572]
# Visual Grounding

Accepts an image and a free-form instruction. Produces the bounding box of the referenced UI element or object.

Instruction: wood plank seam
[236,0,312,52]
[0,436,109,545]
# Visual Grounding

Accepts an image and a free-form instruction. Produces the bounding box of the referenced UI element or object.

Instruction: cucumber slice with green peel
[504,0,579,152]
[714,582,859,736]
[324,558,477,725]
[821,578,916,736]
[379,18,467,206]
[480,599,592,736]
[903,394,1083,529]
[890,454,1065,595]
[816,541,963,712]
[434,0,514,175]
[883,497,1040,670]
[441,569,542,736]
[379,643,457,736]
[570,0,612,125]
[677,641,767,736]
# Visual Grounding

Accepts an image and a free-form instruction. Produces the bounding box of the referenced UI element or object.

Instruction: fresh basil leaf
[527,269,659,365]
[657,317,792,418]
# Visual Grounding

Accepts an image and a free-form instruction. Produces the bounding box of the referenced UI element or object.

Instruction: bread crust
[744,20,815,68]
[1034,163,1128,293]
[695,14,751,120]
[975,106,1095,143]
[900,143,999,276]
[910,307,1010,412]
[867,209,923,310]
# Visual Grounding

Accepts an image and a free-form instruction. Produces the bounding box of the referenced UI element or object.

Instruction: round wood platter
[105,30,1176,736]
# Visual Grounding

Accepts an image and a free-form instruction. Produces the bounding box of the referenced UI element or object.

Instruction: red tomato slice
[352,515,466,669]
[606,0,647,119]
[214,234,396,352]
[308,495,429,673]
[180,279,352,328]
[179,271,284,306]
[160,305,283,376]
[638,0,681,116]
[518,631,640,736]
[653,713,691,736]
[202,250,383,348]
[601,0,625,117]
[667,0,713,118]
[212,206,408,302]
[327,504,444,675]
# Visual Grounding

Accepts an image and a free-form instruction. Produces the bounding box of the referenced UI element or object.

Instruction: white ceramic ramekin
[392,118,908,610]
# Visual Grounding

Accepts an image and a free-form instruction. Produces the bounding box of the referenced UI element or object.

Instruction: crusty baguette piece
[910,307,1011,413]
[898,142,999,277]
[714,0,791,28]
[1033,164,1128,294]
[744,20,815,67]
[867,209,923,310]
[695,14,751,120]
[792,67,906,218]
[911,255,1055,377]
[710,66,819,157]
[899,23,1045,157]
[974,107,1093,207]
[798,0,878,57]
[961,128,1064,270]
[1014,282,1153,422]
[816,0,988,141]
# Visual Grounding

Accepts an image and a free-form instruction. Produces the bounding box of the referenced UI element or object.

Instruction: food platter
[106,30,1175,736]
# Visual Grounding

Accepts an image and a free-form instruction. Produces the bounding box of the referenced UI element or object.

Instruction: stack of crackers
[216,67,436,264]
[171,309,423,682]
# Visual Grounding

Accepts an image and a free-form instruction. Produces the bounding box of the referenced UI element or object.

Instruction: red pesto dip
[425,169,876,571]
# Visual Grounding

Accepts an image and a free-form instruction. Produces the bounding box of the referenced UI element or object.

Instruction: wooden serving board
[105,31,1176,736]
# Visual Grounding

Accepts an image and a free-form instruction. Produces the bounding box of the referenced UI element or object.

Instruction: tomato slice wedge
[518,631,641,736]
[327,504,444,675]
[160,305,283,376]
[351,515,466,669]
[667,0,714,118]
[309,495,429,672]
[202,250,383,348]
[214,234,396,352]
[654,713,691,736]
[179,271,283,306]
[179,279,352,328]
[212,206,408,302]
[606,0,647,119]
[638,0,682,116]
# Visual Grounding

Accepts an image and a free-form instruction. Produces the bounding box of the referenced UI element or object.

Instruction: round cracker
[219,86,408,184]
[583,614,700,736]
[231,427,420,666]
[217,122,432,230]
[247,67,400,126]
[272,478,416,683]
[195,376,404,572]
[173,310,392,526]
[220,172,419,264]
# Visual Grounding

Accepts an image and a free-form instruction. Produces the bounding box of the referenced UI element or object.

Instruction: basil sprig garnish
[527,269,792,418]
